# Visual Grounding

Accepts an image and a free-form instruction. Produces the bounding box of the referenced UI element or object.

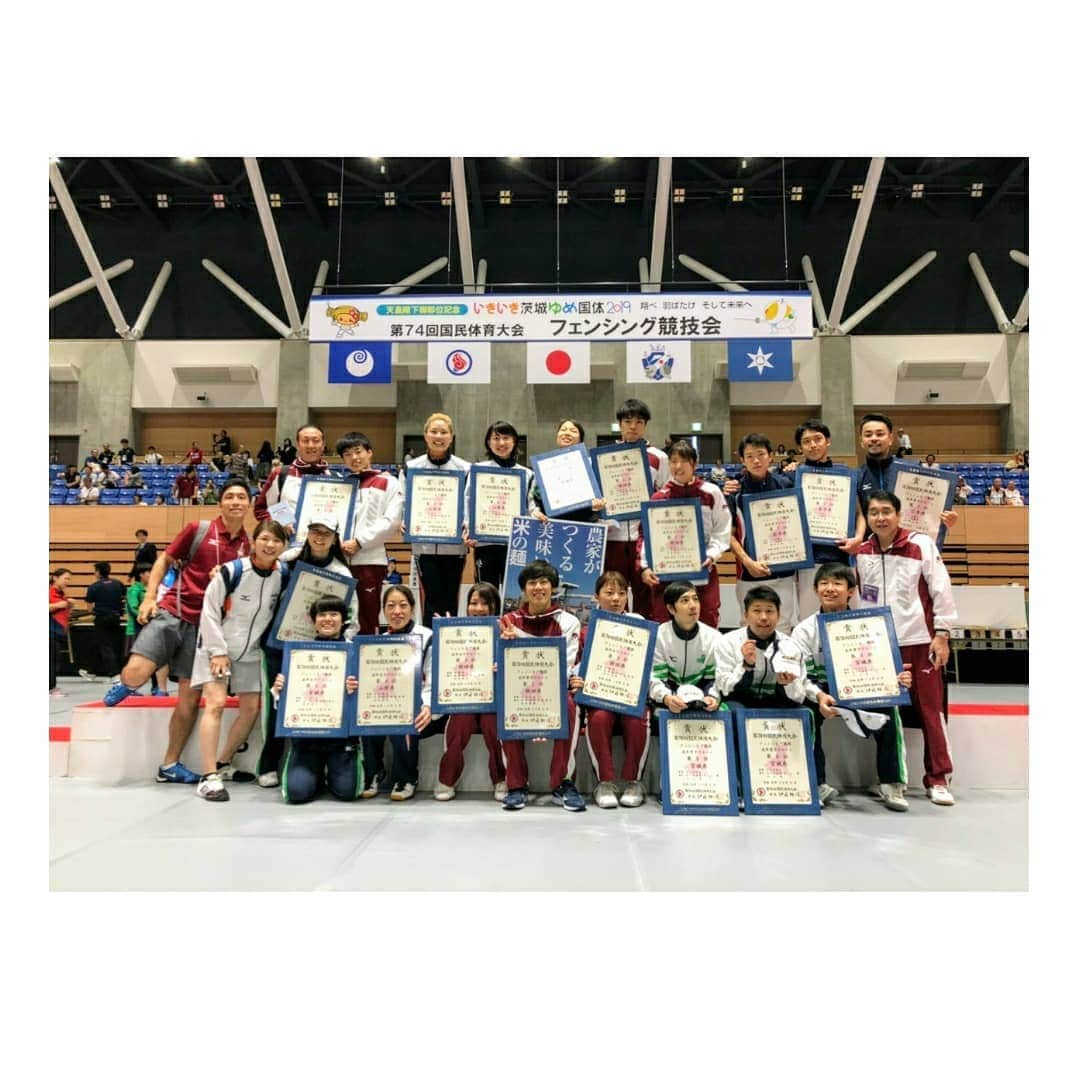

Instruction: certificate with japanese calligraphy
[496,637,568,740]
[590,443,653,521]
[431,617,498,713]
[741,489,814,573]
[641,499,707,581]
[530,444,600,516]
[739,711,818,814]
[349,636,421,736]
[575,610,657,717]
[796,465,857,544]
[659,713,738,815]
[819,607,910,709]
[267,563,357,649]
[291,475,357,549]
[276,642,351,739]
[403,469,465,545]
[890,464,957,548]
[468,466,527,544]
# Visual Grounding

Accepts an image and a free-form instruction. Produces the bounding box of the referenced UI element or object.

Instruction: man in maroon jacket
[254,424,329,533]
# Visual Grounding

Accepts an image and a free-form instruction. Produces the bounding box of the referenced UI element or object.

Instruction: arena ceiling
[49,157,1029,338]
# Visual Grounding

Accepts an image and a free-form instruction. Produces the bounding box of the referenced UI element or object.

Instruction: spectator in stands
[173,465,199,505]
[228,444,247,473]
[201,478,219,505]
[1004,480,1025,506]
[100,466,121,489]
[954,477,974,504]
[85,447,102,466]
[985,477,1006,505]
[216,429,233,457]
[241,449,257,480]
[83,462,103,486]
[256,440,275,480]
[143,445,164,466]
[123,467,146,489]
[1005,449,1026,471]
[182,441,203,465]
[78,474,100,504]
[132,494,146,506]
[922,453,940,470]
[86,562,126,680]
[277,437,296,466]
[49,569,74,696]
[385,557,403,584]
[897,428,913,457]
[256,424,329,532]
[152,494,166,506]
[1023,450,1029,469]
[98,442,115,466]
[118,438,135,466]
[63,465,80,488]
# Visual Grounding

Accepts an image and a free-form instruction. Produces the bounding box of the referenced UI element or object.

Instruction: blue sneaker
[103,682,142,707]
[551,780,586,812]
[151,688,169,698]
[502,787,528,811]
[156,761,200,784]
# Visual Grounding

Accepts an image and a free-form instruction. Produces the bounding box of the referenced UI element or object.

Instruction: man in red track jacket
[254,424,329,531]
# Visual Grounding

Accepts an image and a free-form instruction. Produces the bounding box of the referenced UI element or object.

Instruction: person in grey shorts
[189,521,289,802]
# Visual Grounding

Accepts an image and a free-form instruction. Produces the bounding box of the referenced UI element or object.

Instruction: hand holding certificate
[590,443,653,521]
[575,610,657,717]
[268,563,357,649]
[529,444,601,516]
[740,490,814,573]
[496,637,568,740]
[640,499,708,582]
[796,465,857,544]
[404,469,466,544]
[275,642,352,739]
[348,635,422,736]
[431,617,498,713]
[889,464,957,548]
[291,476,357,549]
[468,466,527,544]
[819,607,911,709]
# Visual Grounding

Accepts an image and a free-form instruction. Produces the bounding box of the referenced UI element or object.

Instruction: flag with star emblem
[727,339,794,382]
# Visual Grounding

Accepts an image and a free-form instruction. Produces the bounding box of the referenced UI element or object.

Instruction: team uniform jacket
[636,476,731,571]
[502,604,582,677]
[727,470,796,582]
[407,452,471,556]
[713,626,809,704]
[344,470,404,567]
[254,458,330,522]
[197,558,284,662]
[854,527,957,646]
[788,612,834,705]
[605,442,671,543]
[856,455,900,514]
[648,621,722,704]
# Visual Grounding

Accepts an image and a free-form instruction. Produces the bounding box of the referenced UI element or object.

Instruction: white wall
[851,334,1010,406]
[307,343,398,408]
[728,338,821,407]
[131,340,279,408]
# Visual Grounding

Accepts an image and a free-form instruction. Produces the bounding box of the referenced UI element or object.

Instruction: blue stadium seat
[49,493,65,504]
[65,492,80,504]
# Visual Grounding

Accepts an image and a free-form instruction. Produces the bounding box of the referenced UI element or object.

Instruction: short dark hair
[336,431,372,456]
[518,559,559,589]
[383,584,416,610]
[296,423,325,441]
[557,418,586,443]
[738,433,772,457]
[309,594,349,620]
[595,570,629,595]
[483,420,521,462]
[616,398,651,423]
[669,439,698,464]
[133,561,154,577]
[813,562,857,589]
[867,489,901,512]
[663,580,698,609]
[135,529,148,539]
[742,585,782,611]
[219,475,252,498]
[794,419,831,444]
[253,520,288,544]
[94,561,111,577]
[52,567,71,579]
[466,582,501,613]
[859,412,894,433]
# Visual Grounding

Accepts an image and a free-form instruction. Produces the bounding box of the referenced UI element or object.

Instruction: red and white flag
[426,342,491,384]
[525,342,591,384]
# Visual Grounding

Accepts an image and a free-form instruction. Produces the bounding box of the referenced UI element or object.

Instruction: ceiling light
[49,157,61,164]
[851,183,864,200]
[731,186,744,203]
[49,194,57,210]
[740,159,749,169]
[970,181,984,198]
[613,187,626,203]
[911,182,925,199]
[326,192,339,206]
[441,191,452,206]
[156,193,170,208]
[212,193,226,209]
[384,191,396,206]
[557,189,568,205]
[673,187,685,204]
[99,194,112,209]
[499,189,512,205]
[178,157,199,164]
[269,192,282,208]
[790,185,803,202]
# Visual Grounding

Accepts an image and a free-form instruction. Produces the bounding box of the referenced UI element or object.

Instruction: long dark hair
[484,420,521,465]
[298,530,347,567]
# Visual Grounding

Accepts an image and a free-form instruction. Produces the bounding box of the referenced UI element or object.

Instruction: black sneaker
[551,780,586,812]
[217,761,255,783]
[502,787,528,811]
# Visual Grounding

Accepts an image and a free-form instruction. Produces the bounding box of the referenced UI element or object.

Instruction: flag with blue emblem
[328,342,392,383]
[727,339,794,382]
[625,341,692,383]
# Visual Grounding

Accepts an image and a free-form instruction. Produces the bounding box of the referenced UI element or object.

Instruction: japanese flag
[427,342,491,384]
[526,342,591,384]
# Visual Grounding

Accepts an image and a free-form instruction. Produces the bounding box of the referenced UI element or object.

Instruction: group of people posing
[80,404,959,811]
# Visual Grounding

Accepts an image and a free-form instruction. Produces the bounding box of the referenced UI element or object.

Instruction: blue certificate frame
[795,464,857,545]
[640,498,708,582]
[467,465,527,545]
[657,709,740,816]
[275,640,355,740]
[347,634,423,736]
[818,607,911,709]
[529,443,601,516]
[267,561,358,650]
[430,616,499,713]
[589,442,654,522]
[889,462,958,548]
[403,468,466,544]
[740,488,815,573]
[496,636,569,740]
[290,474,358,549]
[575,610,658,718]
[732,706,820,816]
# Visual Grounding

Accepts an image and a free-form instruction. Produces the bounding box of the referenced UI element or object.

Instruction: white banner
[526,342,591,384]
[426,342,491,384]
[625,341,692,383]
[308,292,813,343]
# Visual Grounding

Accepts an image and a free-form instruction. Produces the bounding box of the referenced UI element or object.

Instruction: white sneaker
[880,782,909,812]
[928,784,955,806]
[196,773,229,802]
[594,781,619,809]
[361,771,384,798]
[78,669,98,682]
[493,781,508,802]
[390,781,416,801]
[433,781,456,802]
[817,782,839,806]
[256,771,279,788]
[619,780,646,808]
[49,688,67,697]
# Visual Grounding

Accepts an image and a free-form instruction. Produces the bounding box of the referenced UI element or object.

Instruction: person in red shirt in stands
[182,441,204,465]
[49,569,74,696]
[173,465,199,505]
[104,477,252,785]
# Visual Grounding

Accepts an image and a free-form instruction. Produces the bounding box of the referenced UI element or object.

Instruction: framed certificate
[529,444,601,516]
[575,610,657,718]
[275,641,353,739]
[796,465,857,545]
[468,466,527,544]
[347,635,422,736]
[640,498,708,582]
[819,607,911,709]
[741,489,814,573]
[657,710,739,816]
[496,636,569,740]
[590,442,653,521]
[889,463,957,548]
[267,562,357,649]
[291,475,357,549]
[430,616,498,713]
[403,468,466,544]
[733,707,820,815]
